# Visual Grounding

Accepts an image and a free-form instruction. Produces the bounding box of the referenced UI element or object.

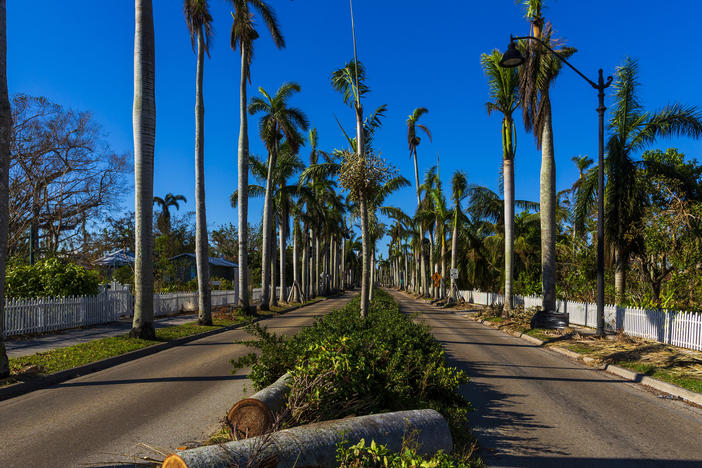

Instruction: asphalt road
[389,290,702,468]
[0,293,354,468]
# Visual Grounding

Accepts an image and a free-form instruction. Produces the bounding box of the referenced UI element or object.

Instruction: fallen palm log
[226,372,291,438]
[163,409,452,468]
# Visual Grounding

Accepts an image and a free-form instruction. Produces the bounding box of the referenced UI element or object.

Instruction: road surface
[0,293,354,467]
[389,290,702,468]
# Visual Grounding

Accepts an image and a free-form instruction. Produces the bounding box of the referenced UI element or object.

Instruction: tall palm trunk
[237,46,250,311]
[341,238,346,290]
[615,247,627,304]
[0,0,11,377]
[269,230,277,308]
[314,229,320,297]
[301,226,308,300]
[292,218,299,302]
[403,244,408,291]
[131,0,156,339]
[369,248,375,301]
[260,138,279,309]
[504,158,514,316]
[450,212,458,300]
[279,203,286,303]
[414,246,419,293]
[440,231,446,298]
[540,110,557,313]
[194,29,211,325]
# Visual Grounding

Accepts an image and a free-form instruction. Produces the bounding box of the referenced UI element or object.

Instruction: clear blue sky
[8,0,702,256]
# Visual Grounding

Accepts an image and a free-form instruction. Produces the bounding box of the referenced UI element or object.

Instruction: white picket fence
[3,288,239,337]
[251,287,290,304]
[459,289,702,351]
[153,290,239,317]
[4,293,125,337]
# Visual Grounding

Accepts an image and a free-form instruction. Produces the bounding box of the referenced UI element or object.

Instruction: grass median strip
[6,318,241,381]
[3,298,325,387]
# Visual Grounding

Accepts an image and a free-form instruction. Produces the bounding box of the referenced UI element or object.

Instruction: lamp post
[500,35,612,336]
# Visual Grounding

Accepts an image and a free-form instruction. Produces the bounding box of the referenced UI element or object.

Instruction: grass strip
[4,298,324,385]
[7,318,241,378]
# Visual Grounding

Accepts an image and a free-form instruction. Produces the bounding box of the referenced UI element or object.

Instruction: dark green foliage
[5,258,100,299]
[231,290,472,441]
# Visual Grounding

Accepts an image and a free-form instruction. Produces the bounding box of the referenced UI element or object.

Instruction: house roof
[94,248,135,266]
[168,253,238,268]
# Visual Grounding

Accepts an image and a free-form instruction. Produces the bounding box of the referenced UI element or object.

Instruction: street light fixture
[500,35,612,336]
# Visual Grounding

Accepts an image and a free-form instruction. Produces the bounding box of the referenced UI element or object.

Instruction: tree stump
[226,372,291,439]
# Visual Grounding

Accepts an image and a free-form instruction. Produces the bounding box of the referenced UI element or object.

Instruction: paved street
[389,290,702,468]
[0,293,354,467]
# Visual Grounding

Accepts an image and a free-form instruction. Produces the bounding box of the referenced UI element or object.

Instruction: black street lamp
[500,35,612,336]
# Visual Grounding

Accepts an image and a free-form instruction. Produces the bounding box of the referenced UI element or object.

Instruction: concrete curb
[463,314,702,407]
[0,299,325,402]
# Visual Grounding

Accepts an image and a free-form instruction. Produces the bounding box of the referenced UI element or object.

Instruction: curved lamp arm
[511,35,613,90]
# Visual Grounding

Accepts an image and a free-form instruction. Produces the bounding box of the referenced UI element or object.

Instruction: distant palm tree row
[377,0,702,318]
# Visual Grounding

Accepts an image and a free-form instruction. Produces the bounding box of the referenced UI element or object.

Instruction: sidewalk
[4,314,198,358]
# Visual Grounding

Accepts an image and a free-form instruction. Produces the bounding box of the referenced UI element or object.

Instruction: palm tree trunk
[440,232,446,298]
[314,230,320,297]
[329,235,335,292]
[279,204,286,303]
[369,248,375,301]
[540,112,557,313]
[403,244,408,291]
[269,230,277,308]
[615,247,627,304]
[131,0,156,340]
[414,245,419,294]
[341,238,346,290]
[260,138,279,310]
[0,0,11,377]
[237,43,250,311]
[194,29,211,325]
[292,218,299,302]
[301,225,308,300]
[429,229,436,298]
[450,214,458,300]
[359,194,370,317]
[420,227,428,297]
[504,158,514,316]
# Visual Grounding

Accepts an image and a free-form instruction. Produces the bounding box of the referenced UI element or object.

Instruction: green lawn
[617,362,702,394]
[8,318,242,378]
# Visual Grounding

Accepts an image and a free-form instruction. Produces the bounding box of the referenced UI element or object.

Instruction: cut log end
[226,397,274,438]
[162,454,187,468]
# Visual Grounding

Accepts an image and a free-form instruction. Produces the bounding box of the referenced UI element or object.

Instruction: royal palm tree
[131,0,156,339]
[517,2,575,313]
[153,193,187,235]
[482,49,519,313]
[248,82,308,309]
[184,0,213,324]
[330,59,372,316]
[0,0,11,377]
[227,0,284,311]
[407,107,431,296]
[575,58,702,303]
[449,170,469,301]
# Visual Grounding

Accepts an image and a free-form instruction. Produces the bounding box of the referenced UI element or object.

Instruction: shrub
[232,290,472,442]
[5,258,100,298]
[337,437,479,468]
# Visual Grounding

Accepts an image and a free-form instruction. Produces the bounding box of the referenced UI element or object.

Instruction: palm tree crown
[228,0,284,82]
